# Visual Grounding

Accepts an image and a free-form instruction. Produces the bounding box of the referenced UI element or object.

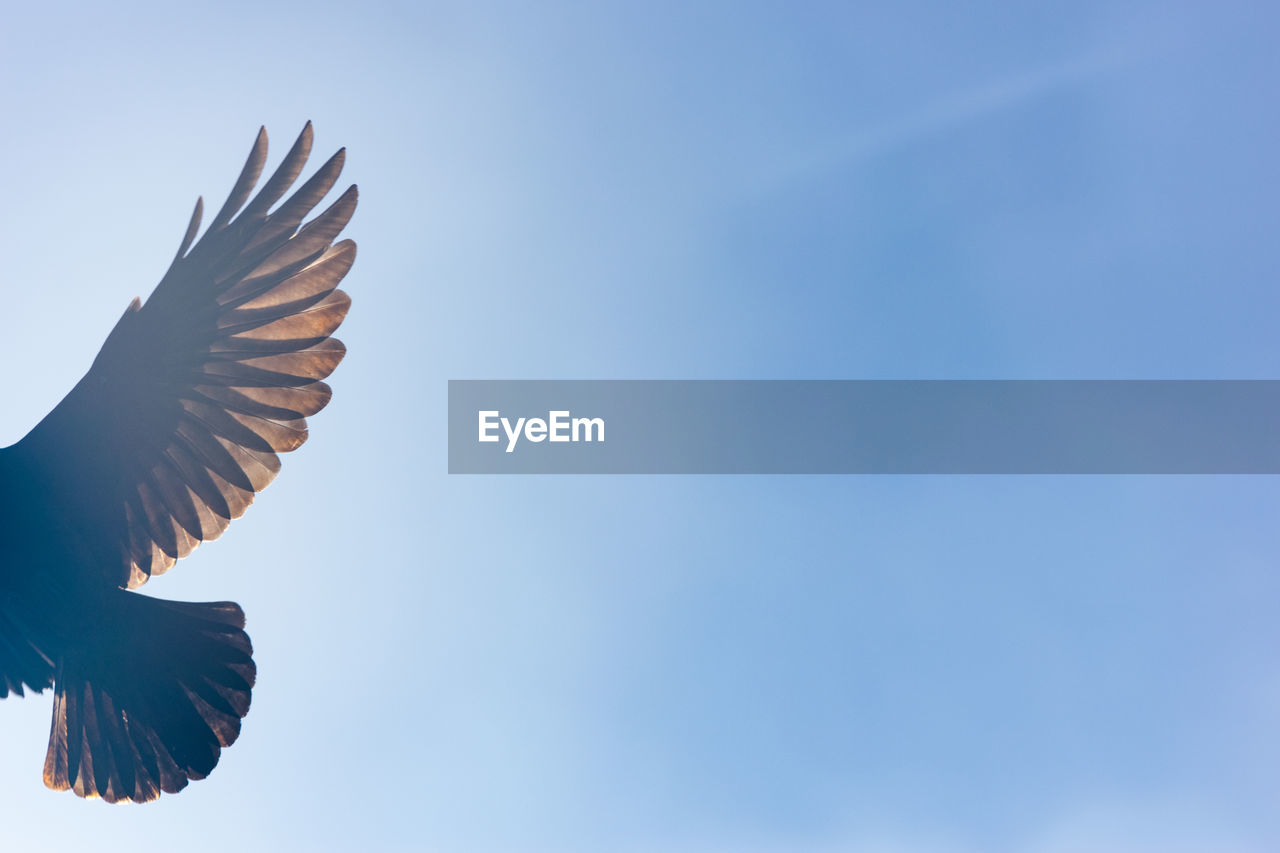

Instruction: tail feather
[43,593,256,803]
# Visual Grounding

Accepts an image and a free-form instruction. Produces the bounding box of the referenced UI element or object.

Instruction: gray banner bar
[447,380,1280,474]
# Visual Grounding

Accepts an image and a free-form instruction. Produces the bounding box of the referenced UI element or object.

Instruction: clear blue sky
[2,1,1278,851]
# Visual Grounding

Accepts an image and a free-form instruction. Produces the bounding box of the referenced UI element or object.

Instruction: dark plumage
[0,124,356,802]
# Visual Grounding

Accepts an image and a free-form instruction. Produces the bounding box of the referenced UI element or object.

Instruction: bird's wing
[7,123,356,589]
[0,607,54,698]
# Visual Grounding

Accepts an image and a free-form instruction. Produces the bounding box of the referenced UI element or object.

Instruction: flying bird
[0,124,356,802]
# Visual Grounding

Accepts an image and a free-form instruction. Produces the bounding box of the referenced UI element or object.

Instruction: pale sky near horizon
[1,2,1279,851]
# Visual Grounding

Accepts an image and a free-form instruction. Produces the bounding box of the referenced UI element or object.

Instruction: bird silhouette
[0,124,356,802]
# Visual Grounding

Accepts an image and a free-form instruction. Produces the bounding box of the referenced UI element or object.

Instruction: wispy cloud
[1025,798,1269,853]
[758,50,1132,193]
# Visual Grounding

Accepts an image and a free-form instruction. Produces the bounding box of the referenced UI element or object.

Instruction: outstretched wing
[6,123,357,589]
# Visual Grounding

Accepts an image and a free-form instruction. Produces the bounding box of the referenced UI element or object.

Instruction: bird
[0,123,356,803]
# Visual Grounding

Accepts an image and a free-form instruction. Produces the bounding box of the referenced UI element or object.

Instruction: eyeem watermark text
[478,410,606,453]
